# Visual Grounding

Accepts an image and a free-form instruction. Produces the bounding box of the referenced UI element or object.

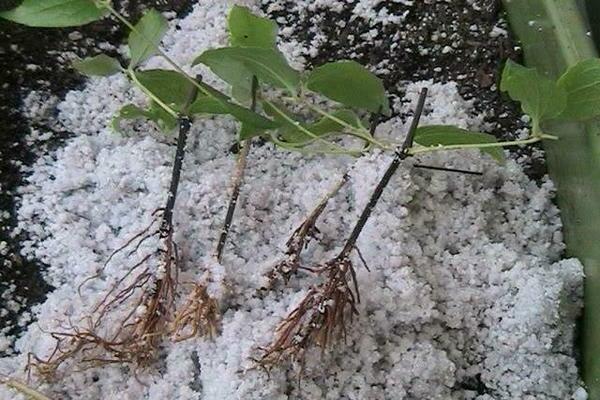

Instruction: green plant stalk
[262,98,351,152]
[503,0,600,397]
[408,133,558,156]
[300,100,389,147]
[267,132,362,156]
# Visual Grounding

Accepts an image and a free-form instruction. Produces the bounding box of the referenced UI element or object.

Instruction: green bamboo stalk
[503,0,600,397]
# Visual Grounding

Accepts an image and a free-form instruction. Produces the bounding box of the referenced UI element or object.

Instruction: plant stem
[215,77,258,262]
[262,99,350,153]
[268,133,363,156]
[161,117,192,235]
[302,101,390,149]
[408,133,557,156]
[340,88,428,256]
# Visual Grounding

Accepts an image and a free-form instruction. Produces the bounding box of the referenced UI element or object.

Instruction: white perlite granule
[0,1,586,399]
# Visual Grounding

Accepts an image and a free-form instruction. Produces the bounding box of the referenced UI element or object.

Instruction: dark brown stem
[161,117,192,236]
[215,76,259,262]
[340,88,428,256]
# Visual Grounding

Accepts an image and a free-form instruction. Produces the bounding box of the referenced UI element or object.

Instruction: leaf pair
[73,9,168,77]
[501,58,600,132]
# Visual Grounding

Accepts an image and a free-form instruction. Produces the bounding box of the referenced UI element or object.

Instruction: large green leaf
[73,54,122,77]
[193,47,300,94]
[135,69,197,112]
[128,9,168,68]
[306,60,389,114]
[228,5,277,48]
[414,125,505,163]
[0,0,107,27]
[500,60,566,130]
[557,58,600,121]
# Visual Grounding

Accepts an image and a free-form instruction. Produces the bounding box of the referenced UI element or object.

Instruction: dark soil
[0,0,193,355]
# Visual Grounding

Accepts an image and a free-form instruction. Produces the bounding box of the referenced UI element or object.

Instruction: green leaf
[0,0,107,27]
[135,69,197,112]
[306,60,389,114]
[193,47,300,94]
[414,125,505,163]
[500,60,566,129]
[189,81,280,135]
[557,58,600,121]
[73,55,122,77]
[128,9,168,68]
[228,5,277,48]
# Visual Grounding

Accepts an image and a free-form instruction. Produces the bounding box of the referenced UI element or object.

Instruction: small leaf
[500,60,566,129]
[228,5,277,48]
[193,47,300,94]
[306,60,389,114]
[135,69,197,112]
[73,54,122,77]
[128,9,168,68]
[414,125,505,163]
[557,58,600,121]
[189,81,280,133]
[0,0,107,27]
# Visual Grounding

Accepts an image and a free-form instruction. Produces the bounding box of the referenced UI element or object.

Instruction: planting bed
[0,1,589,399]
